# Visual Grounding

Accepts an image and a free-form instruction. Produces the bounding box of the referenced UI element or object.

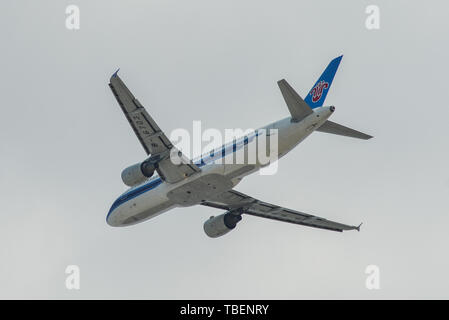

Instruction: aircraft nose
[106,210,122,227]
[330,106,335,112]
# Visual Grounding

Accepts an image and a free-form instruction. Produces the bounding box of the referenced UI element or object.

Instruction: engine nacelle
[203,212,242,238]
[121,161,155,187]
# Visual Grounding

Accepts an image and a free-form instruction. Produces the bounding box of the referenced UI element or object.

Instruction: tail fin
[304,55,343,109]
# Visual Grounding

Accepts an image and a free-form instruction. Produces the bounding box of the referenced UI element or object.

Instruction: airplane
[106,55,372,238]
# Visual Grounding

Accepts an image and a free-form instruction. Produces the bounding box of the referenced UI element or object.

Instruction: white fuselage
[107,106,334,227]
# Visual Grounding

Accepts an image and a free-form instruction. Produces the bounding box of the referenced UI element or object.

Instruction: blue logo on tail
[304,55,343,109]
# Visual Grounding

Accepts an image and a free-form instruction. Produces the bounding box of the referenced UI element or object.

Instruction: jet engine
[121,160,156,187]
[203,212,242,238]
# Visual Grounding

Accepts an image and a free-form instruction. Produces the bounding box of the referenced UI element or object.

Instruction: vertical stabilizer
[304,55,343,109]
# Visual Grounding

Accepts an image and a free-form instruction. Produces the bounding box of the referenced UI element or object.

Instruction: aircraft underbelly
[122,200,174,226]
[167,173,233,206]
[166,159,251,201]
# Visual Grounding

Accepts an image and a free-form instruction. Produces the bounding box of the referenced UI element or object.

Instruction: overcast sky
[1,0,448,299]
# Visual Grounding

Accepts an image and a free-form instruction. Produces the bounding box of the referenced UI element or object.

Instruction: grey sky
[1,0,448,299]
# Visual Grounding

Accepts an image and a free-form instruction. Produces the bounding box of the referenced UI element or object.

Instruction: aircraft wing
[201,189,360,232]
[109,71,201,183]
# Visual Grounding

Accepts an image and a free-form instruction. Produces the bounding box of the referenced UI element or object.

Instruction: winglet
[356,222,363,232]
[112,68,120,78]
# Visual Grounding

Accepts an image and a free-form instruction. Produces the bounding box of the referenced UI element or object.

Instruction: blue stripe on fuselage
[107,131,261,220]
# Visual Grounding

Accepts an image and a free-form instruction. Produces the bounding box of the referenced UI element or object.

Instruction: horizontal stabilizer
[277,79,313,122]
[317,120,373,140]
